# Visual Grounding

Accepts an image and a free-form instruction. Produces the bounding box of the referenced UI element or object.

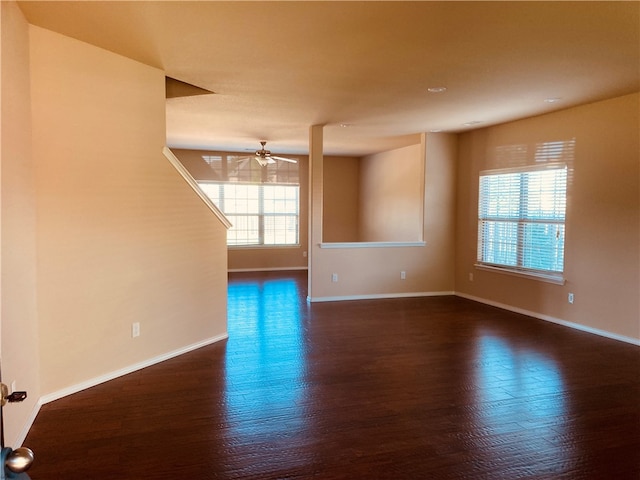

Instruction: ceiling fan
[241,141,297,167]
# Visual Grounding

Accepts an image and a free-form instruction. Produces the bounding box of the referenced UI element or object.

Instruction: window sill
[319,241,426,249]
[474,264,565,285]
[229,244,301,250]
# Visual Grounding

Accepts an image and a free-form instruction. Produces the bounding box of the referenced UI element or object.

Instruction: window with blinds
[198,154,300,247]
[477,165,567,281]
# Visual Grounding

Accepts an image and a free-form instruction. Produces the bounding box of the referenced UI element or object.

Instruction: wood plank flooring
[24,271,640,479]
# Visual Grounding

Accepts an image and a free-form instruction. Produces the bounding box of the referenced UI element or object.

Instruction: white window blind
[477,165,567,280]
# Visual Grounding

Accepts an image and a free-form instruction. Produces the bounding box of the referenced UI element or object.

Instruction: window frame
[475,163,568,285]
[198,181,300,248]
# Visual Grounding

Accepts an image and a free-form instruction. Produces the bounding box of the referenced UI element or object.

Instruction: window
[477,165,567,281]
[198,154,299,247]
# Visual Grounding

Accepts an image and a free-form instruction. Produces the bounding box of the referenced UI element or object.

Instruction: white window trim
[229,244,301,250]
[474,263,565,285]
[319,241,426,249]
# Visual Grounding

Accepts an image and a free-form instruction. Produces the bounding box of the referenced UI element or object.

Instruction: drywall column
[308,125,324,299]
[308,132,456,301]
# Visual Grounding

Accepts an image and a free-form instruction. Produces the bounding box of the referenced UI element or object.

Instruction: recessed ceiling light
[427,87,447,93]
[339,123,353,128]
[463,121,482,126]
[429,129,443,133]
[544,97,562,103]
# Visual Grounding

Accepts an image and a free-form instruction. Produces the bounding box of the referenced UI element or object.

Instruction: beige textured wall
[0,1,41,446]
[455,93,639,341]
[173,148,309,271]
[323,156,360,242]
[359,144,424,242]
[309,133,456,300]
[30,26,229,395]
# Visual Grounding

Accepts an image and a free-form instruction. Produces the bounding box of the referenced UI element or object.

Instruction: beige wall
[29,26,229,396]
[359,144,424,242]
[455,93,639,341]
[309,132,457,300]
[173,148,309,271]
[0,1,41,446]
[322,145,424,243]
[323,156,360,242]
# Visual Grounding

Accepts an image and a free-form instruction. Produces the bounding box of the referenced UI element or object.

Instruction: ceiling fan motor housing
[247,141,296,166]
[257,141,271,157]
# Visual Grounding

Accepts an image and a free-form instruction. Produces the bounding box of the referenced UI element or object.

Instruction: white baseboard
[15,399,42,448]
[308,291,455,303]
[455,292,640,346]
[229,267,308,273]
[16,333,229,446]
[40,333,229,405]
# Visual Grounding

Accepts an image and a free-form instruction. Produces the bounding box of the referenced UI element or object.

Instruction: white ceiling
[18,1,640,156]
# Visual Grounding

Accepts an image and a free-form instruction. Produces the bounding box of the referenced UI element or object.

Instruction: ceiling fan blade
[254,156,270,167]
[271,155,297,164]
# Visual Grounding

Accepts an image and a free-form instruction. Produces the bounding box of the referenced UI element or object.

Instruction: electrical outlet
[469,272,474,282]
[132,322,141,338]
[303,251,307,258]
[400,271,406,280]
[331,273,338,282]
[568,293,574,304]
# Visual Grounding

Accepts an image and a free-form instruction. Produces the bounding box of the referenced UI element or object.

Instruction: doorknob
[1,447,33,478]
[0,383,33,479]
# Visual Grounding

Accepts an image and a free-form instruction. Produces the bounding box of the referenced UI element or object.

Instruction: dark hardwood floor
[24,271,639,479]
